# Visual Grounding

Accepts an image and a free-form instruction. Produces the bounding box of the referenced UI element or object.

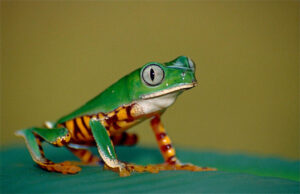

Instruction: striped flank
[57,104,139,143]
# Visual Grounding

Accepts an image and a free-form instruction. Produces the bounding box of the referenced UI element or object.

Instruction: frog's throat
[141,82,196,99]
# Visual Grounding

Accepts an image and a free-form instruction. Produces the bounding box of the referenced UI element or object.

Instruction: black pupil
[150,68,155,81]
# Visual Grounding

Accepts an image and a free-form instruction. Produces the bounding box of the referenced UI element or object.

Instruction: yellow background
[1,1,299,159]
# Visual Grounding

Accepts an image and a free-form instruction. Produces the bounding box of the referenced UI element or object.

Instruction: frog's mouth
[141,82,197,99]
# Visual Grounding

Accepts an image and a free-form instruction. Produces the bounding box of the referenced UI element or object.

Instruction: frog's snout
[187,57,195,73]
[180,68,197,86]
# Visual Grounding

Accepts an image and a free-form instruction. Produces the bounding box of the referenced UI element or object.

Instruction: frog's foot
[146,163,217,172]
[125,162,216,174]
[103,163,131,177]
[102,162,153,176]
[38,161,82,174]
[103,163,159,176]
[104,162,215,176]
[127,163,161,173]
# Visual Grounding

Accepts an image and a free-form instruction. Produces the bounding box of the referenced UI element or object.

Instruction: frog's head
[129,56,197,100]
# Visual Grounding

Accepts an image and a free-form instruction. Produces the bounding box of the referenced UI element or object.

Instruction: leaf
[0,146,299,193]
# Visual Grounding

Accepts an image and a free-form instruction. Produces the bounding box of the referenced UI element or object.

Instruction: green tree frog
[16,56,215,176]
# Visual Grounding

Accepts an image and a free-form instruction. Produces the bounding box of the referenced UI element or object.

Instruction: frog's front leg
[15,127,81,174]
[90,119,158,176]
[149,115,216,172]
[89,118,133,176]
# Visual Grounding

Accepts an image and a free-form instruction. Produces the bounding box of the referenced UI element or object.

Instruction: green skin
[16,56,197,174]
[57,56,196,123]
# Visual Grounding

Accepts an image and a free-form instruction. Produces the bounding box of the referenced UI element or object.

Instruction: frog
[15,56,215,176]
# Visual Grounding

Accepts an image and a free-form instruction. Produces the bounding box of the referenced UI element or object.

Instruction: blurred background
[1,1,299,159]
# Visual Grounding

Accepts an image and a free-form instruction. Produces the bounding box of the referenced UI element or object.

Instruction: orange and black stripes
[105,105,136,132]
[59,116,93,143]
[68,147,100,164]
[151,115,177,164]
[38,161,81,174]
[111,132,138,146]
[52,134,71,147]
[70,117,89,141]
[57,104,139,144]
[76,117,91,138]
[100,104,138,133]
[83,116,91,129]
[35,136,45,158]
[125,105,135,122]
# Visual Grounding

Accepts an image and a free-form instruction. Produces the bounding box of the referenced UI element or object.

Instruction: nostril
[181,72,186,80]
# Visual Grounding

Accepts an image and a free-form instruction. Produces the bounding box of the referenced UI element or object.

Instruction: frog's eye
[141,64,165,86]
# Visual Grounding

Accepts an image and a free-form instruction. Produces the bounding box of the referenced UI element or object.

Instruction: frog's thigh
[15,127,81,174]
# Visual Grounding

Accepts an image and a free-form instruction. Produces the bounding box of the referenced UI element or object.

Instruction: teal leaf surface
[0,146,299,193]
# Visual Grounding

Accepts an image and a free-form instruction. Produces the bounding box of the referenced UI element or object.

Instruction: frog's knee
[15,128,34,138]
[15,129,25,137]
[16,127,71,147]
[51,132,71,147]
[44,121,56,129]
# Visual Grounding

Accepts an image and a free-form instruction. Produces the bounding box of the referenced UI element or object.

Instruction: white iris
[142,64,164,86]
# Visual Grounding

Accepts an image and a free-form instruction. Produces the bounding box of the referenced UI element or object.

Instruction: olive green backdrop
[1,1,299,159]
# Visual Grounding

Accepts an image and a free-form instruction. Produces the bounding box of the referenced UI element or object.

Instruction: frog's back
[56,75,132,124]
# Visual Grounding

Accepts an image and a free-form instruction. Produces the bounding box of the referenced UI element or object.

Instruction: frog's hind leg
[67,145,101,165]
[111,132,138,146]
[15,127,81,174]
